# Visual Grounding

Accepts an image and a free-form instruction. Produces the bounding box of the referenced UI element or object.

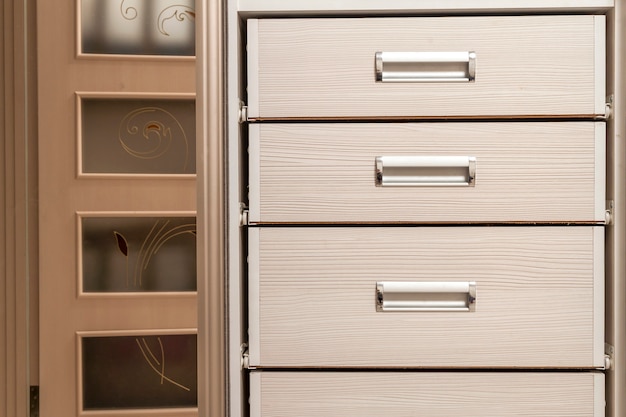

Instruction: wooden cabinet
[236,6,610,417]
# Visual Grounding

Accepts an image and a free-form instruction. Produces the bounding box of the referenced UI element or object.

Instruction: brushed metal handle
[375,51,476,82]
[375,156,476,187]
[376,281,476,312]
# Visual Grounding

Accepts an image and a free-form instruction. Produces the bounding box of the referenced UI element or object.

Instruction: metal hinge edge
[604,95,614,120]
[604,343,615,370]
[240,203,249,226]
[241,343,255,369]
[30,386,39,417]
[606,200,614,225]
[239,101,248,123]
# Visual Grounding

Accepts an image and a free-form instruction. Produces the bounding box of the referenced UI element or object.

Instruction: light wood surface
[37,0,197,414]
[248,15,604,119]
[249,122,605,224]
[250,371,604,417]
[249,226,604,368]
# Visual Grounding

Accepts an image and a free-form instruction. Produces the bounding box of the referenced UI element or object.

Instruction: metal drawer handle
[376,281,476,312]
[375,156,476,187]
[375,51,476,82]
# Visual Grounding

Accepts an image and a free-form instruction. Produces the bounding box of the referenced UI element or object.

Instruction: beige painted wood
[249,122,605,224]
[249,226,604,368]
[196,0,227,416]
[606,5,626,417]
[250,371,605,417]
[239,0,614,15]
[247,15,605,119]
[1,0,32,415]
[37,0,196,415]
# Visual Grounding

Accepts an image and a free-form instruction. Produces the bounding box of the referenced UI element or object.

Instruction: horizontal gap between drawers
[246,115,606,124]
[246,222,606,228]
[248,367,604,373]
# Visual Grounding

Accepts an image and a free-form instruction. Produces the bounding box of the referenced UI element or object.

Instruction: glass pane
[81,98,196,175]
[81,0,195,56]
[82,334,197,410]
[82,216,196,292]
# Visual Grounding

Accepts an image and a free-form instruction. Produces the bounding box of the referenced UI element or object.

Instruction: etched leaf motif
[113,231,129,257]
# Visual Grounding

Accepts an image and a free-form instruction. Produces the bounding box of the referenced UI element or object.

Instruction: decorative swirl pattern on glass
[82,216,197,292]
[136,337,191,391]
[158,5,196,36]
[119,0,138,19]
[112,219,196,289]
[81,334,197,409]
[81,0,195,55]
[118,107,190,171]
[119,1,196,36]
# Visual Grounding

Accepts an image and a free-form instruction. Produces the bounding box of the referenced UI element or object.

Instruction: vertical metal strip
[249,372,261,417]
[594,227,606,368]
[595,15,607,116]
[248,228,261,367]
[596,123,607,222]
[247,19,260,120]
[227,1,245,416]
[248,125,261,223]
[595,372,606,417]
[606,6,625,417]
[197,0,226,415]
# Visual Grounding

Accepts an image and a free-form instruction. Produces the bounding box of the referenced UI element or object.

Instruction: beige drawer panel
[249,122,605,224]
[248,226,604,368]
[250,372,605,417]
[247,16,605,120]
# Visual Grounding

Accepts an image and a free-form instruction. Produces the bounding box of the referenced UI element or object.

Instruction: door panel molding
[197,0,226,416]
[1,0,37,416]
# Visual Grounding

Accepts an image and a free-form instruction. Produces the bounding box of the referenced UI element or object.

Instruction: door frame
[196,0,227,415]
[1,0,37,416]
[223,1,626,417]
[2,0,227,416]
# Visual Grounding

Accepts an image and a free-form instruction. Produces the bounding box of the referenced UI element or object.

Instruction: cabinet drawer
[247,16,605,120]
[250,371,604,417]
[249,122,605,224]
[248,226,604,368]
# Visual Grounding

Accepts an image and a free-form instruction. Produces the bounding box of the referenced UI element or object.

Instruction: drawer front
[247,16,605,120]
[248,226,604,368]
[250,371,605,417]
[249,122,605,224]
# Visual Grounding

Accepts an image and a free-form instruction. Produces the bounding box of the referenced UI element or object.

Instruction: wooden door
[37,0,197,415]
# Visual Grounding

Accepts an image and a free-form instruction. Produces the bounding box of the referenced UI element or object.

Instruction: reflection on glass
[81,98,196,175]
[82,216,196,292]
[81,0,195,56]
[82,334,197,410]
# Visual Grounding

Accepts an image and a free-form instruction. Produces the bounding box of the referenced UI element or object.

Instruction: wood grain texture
[249,122,604,223]
[249,15,603,119]
[250,371,604,417]
[249,226,603,368]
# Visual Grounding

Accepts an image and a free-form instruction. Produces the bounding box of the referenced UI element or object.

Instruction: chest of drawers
[233,9,612,417]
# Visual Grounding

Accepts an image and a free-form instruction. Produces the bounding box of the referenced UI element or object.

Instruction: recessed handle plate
[375,156,476,187]
[376,281,477,312]
[375,51,476,82]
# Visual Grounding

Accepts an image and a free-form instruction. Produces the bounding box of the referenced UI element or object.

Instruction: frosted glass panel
[81,0,195,56]
[82,334,197,410]
[81,98,196,174]
[82,216,196,292]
